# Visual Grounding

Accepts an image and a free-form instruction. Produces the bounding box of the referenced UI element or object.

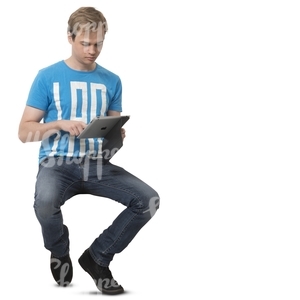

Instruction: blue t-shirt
[26,60,122,163]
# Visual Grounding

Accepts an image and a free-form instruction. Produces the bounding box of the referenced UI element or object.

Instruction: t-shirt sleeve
[108,76,122,112]
[26,71,49,111]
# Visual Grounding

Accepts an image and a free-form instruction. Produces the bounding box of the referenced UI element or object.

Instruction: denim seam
[87,181,143,260]
[88,181,144,211]
[60,181,84,203]
[103,213,138,256]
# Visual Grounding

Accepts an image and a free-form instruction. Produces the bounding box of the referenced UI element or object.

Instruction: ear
[67,32,73,44]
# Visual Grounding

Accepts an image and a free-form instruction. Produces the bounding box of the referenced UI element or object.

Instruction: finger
[70,126,80,136]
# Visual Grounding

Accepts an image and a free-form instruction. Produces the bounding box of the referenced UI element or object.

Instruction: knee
[34,195,61,220]
[146,193,160,218]
[136,190,160,219]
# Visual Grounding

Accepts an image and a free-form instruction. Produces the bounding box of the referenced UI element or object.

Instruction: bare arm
[107,110,121,117]
[18,106,86,143]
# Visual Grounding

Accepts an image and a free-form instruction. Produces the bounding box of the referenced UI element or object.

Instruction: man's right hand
[58,120,87,136]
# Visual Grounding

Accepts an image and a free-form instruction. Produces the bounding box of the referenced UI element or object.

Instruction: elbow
[18,129,42,143]
[18,123,26,143]
[18,132,27,143]
[18,129,30,143]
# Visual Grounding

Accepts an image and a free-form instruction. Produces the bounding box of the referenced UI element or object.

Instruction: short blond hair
[67,7,108,40]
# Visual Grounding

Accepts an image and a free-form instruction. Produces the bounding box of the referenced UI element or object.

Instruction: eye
[81,42,89,47]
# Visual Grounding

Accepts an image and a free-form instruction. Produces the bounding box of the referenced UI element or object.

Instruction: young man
[18,7,159,295]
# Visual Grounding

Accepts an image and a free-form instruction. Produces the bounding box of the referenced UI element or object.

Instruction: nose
[88,45,97,55]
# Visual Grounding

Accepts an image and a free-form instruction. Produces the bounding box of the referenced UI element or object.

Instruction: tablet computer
[77,115,130,139]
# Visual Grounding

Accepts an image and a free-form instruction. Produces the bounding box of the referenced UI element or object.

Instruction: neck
[64,57,96,71]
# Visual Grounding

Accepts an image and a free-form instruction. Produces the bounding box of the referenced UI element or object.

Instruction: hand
[58,120,86,136]
[121,128,126,140]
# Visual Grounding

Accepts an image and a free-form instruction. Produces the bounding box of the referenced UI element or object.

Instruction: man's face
[69,28,105,68]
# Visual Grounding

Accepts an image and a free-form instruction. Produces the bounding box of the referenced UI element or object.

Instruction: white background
[2,0,300,299]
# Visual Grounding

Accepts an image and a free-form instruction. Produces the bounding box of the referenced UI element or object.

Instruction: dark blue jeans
[34,157,159,266]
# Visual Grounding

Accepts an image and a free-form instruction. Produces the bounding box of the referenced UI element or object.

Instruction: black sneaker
[50,253,73,287]
[78,249,124,295]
